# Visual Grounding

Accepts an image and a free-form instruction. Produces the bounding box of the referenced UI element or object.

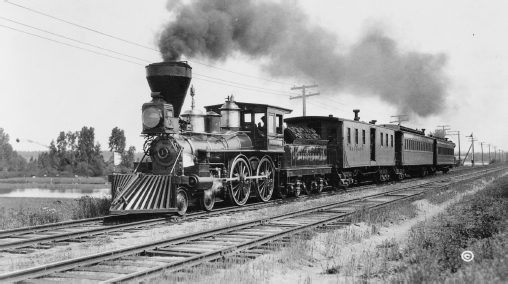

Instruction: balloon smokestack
[145,62,192,117]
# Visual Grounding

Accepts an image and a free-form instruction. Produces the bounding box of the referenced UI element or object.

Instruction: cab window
[268,114,275,134]
[276,114,283,134]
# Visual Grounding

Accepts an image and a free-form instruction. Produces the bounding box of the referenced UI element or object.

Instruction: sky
[1,0,507,156]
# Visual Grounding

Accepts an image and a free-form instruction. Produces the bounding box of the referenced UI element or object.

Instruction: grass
[390,174,508,282]
[72,196,111,219]
[0,196,112,230]
[153,169,508,283]
[0,176,112,229]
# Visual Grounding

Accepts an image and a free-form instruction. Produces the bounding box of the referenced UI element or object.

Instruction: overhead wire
[0,22,390,117]
[1,4,395,118]
[0,18,293,96]
[0,16,150,64]
[0,24,145,66]
[4,0,295,86]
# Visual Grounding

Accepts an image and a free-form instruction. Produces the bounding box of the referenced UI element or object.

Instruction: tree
[77,127,96,163]
[36,127,106,176]
[121,146,136,168]
[66,131,78,167]
[109,127,126,153]
[0,128,28,172]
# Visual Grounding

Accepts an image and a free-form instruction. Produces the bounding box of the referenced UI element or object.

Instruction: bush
[72,196,111,219]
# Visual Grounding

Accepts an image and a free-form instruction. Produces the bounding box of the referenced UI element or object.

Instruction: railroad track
[1,166,505,282]
[0,165,500,253]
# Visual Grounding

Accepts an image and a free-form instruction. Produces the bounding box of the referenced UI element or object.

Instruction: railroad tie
[47,272,112,281]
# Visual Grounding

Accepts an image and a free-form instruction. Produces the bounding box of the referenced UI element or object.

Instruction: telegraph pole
[390,115,409,125]
[447,130,461,166]
[466,133,477,166]
[487,144,491,163]
[0,128,5,172]
[480,142,484,165]
[290,84,320,116]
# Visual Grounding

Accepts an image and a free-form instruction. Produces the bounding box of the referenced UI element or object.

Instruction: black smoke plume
[158,0,449,117]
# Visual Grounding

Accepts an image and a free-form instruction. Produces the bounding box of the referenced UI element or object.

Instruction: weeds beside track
[1,166,505,283]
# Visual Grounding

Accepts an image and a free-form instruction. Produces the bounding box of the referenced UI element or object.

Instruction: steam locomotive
[109,62,455,215]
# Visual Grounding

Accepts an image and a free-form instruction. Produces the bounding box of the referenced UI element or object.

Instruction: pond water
[462,161,490,166]
[0,188,111,198]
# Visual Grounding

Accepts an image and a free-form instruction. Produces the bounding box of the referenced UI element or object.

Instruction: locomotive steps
[1,166,505,282]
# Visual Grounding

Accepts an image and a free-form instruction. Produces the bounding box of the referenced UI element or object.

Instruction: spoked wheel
[254,156,275,202]
[315,180,324,194]
[199,189,215,211]
[176,188,189,216]
[228,156,252,206]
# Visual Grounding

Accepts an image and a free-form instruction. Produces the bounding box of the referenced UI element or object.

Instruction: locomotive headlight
[142,107,162,128]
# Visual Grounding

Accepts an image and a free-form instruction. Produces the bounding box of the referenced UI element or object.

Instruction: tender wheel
[311,180,323,194]
[293,184,301,197]
[228,156,251,206]
[254,156,275,202]
[199,189,215,211]
[316,182,324,193]
[176,188,189,216]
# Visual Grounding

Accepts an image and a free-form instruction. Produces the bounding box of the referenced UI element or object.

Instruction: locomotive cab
[205,101,292,150]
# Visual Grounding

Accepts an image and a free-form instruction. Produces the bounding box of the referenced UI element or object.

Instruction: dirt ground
[264,177,504,283]
[0,169,503,281]
[0,176,435,273]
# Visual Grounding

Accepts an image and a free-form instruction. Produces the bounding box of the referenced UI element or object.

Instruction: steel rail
[0,217,103,238]
[0,218,170,251]
[108,167,508,282]
[0,165,498,251]
[1,166,504,282]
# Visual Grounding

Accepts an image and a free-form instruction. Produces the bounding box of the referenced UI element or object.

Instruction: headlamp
[142,107,162,128]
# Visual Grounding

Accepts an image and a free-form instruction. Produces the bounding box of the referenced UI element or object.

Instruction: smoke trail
[158,0,449,117]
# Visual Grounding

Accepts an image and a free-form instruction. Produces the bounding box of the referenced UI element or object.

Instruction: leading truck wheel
[228,156,251,206]
[255,156,275,202]
[199,189,215,211]
[176,188,189,216]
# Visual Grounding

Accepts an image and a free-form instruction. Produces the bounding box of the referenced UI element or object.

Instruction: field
[0,177,111,230]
